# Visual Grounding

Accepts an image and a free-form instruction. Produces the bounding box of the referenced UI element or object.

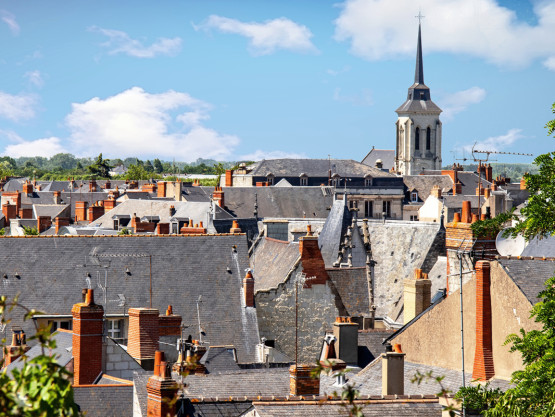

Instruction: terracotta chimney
[453,180,462,195]
[461,200,471,223]
[128,307,159,370]
[37,216,52,233]
[55,217,70,234]
[213,186,224,208]
[299,225,329,287]
[404,268,432,324]
[472,261,495,381]
[2,201,17,223]
[520,174,527,190]
[2,331,30,368]
[471,214,479,223]
[486,164,493,183]
[89,180,97,192]
[88,204,104,223]
[72,289,104,385]
[484,188,491,199]
[147,351,178,417]
[156,222,170,235]
[333,317,358,366]
[225,169,233,187]
[230,220,242,234]
[243,270,255,307]
[169,205,176,217]
[159,306,182,337]
[289,364,319,396]
[75,201,88,222]
[430,185,442,199]
[453,212,461,223]
[104,179,111,189]
[381,344,406,395]
[22,181,33,196]
[18,207,33,219]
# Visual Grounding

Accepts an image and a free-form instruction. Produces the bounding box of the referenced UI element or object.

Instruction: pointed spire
[414,23,424,85]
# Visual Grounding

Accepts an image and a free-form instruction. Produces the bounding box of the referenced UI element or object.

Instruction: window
[426,127,431,150]
[266,175,274,185]
[382,201,391,217]
[331,176,340,187]
[365,201,373,218]
[49,320,72,333]
[349,200,358,210]
[415,127,420,150]
[113,219,119,231]
[107,319,123,340]
[300,176,308,186]
[410,215,418,221]
[411,191,418,202]
[364,177,372,187]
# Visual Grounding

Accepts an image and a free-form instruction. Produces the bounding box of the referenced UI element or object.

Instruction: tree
[144,160,154,173]
[22,226,39,236]
[125,164,159,181]
[87,153,111,178]
[509,102,555,241]
[213,162,225,186]
[153,158,164,174]
[484,275,555,416]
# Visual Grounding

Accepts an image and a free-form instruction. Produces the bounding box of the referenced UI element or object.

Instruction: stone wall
[255,265,341,363]
[103,338,144,380]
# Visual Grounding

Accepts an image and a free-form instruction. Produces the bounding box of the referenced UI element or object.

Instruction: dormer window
[331,173,340,187]
[364,174,372,187]
[266,173,274,185]
[299,173,308,186]
[411,191,418,202]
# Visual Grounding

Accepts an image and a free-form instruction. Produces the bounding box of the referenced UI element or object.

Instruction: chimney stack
[55,217,70,234]
[299,225,329,287]
[243,270,255,307]
[382,343,406,395]
[156,222,170,235]
[53,191,62,204]
[472,261,495,381]
[225,169,233,187]
[146,351,179,417]
[520,174,527,190]
[213,186,224,208]
[157,181,167,198]
[230,220,242,234]
[159,305,182,337]
[430,185,442,199]
[88,203,104,223]
[89,180,97,192]
[332,317,358,366]
[72,289,104,385]
[22,181,33,196]
[2,330,30,368]
[128,307,159,370]
[2,201,17,223]
[461,200,471,223]
[37,216,52,233]
[289,364,320,396]
[404,268,432,324]
[486,164,493,183]
[75,201,88,222]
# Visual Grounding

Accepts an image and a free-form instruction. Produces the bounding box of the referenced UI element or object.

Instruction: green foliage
[213,162,225,186]
[546,102,555,137]
[470,209,516,238]
[153,158,163,173]
[0,160,14,178]
[484,275,555,416]
[125,164,161,181]
[22,226,39,236]
[118,227,131,235]
[455,383,503,414]
[0,228,5,236]
[0,296,82,416]
[87,153,111,178]
[411,370,458,416]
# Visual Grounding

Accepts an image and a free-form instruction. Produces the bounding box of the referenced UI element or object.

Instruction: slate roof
[456,172,492,196]
[357,329,395,367]
[252,237,300,292]
[60,191,109,218]
[403,175,453,201]
[318,199,352,267]
[183,186,213,202]
[0,234,259,363]
[4,330,73,374]
[253,400,442,417]
[248,159,394,178]
[520,236,555,258]
[33,204,70,220]
[326,268,369,317]
[200,346,241,374]
[361,149,396,171]
[222,187,333,219]
[442,195,485,209]
[496,257,555,305]
[73,385,134,417]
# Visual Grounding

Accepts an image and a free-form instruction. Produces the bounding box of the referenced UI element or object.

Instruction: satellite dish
[496,228,526,257]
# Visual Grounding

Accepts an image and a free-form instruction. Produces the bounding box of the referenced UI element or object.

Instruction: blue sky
[0,0,554,164]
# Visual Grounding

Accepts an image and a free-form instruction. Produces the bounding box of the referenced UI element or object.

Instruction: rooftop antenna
[196,295,204,344]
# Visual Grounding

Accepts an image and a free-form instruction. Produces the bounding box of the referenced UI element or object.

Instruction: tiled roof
[456,172,491,196]
[521,236,555,258]
[327,268,369,317]
[248,159,394,178]
[200,346,241,374]
[33,204,70,220]
[222,187,333,219]
[318,199,352,267]
[252,237,300,292]
[496,257,555,305]
[403,175,453,201]
[361,149,396,171]
[0,234,259,363]
[73,385,134,417]
[357,329,395,367]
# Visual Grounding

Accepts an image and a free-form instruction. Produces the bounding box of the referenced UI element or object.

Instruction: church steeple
[414,23,424,85]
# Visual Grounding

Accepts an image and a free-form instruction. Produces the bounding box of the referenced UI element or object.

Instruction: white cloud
[327,66,351,76]
[90,26,182,58]
[1,10,19,35]
[240,150,306,161]
[198,15,317,55]
[461,128,524,154]
[0,91,37,121]
[333,87,373,106]
[334,0,555,69]
[24,70,44,88]
[439,87,486,119]
[544,56,555,70]
[2,136,65,158]
[64,87,239,161]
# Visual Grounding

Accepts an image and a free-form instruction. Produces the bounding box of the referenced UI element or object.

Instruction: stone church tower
[395,23,442,176]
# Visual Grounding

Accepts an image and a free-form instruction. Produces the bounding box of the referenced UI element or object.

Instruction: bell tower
[395,20,442,176]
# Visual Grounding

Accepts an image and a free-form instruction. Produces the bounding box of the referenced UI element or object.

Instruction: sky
[0,0,554,165]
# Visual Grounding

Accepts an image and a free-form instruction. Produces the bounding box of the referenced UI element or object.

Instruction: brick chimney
[461,200,471,224]
[108,187,120,199]
[243,270,255,307]
[453,180,462,195]
[484,187,491,199]
[333,317,358,366]
[128,307,159,370]
[289,364,319,396]
[53,191,62,204]
[404,268,432,324]
[2,330,30,368]
[157,181,167,198]
[89,180,97,192]
[37,216,52,233]
[156,222,170,235]
[22,181,33,196]
[169,205,176,217]
[213,186,224,208]
[430,185,441,199]
[88,203,104,223]
[2,201,17,223]
[142,183,157,193]
[225,169,233,187]
[229,220,242,234]
[382,343,405,395]
[72,289,104,385]
[75,201,88,222]
[520,174,527,190]
[55,217,70,234]
[299,225,328,287]
[104,179,111,189]
[18,207,33,219]
[472,261,495,381]
[159,306,182,337]
[103,198,117,213]
[486,164,493,183]
[147,351,178,417]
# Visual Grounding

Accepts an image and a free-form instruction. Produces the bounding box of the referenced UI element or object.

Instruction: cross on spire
[415,11,425,24]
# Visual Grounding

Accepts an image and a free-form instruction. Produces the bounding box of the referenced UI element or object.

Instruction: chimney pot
[166,305,173,316]
[461,200,472,223]
[453,212,461,223]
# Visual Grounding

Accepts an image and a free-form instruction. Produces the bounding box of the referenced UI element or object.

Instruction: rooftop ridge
[0,233,246,239]
[496,255,555,261]
[187,394,439,403]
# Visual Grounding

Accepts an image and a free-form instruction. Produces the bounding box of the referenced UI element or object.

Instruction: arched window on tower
[426,127,431,150]
[415,127,420,150]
